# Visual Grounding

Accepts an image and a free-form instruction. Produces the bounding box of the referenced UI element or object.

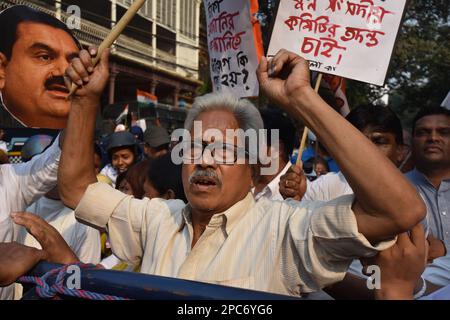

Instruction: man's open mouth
[191,176,218,187]
[46,84,70,94]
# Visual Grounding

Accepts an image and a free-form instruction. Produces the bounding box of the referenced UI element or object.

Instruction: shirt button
[443,211,447,216]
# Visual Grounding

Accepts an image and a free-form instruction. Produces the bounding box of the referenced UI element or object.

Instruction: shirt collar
[410,168,430,185]
[410,168,450,192]
[178,193,255,236]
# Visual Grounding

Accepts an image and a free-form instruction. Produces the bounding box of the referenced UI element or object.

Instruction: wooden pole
[67,0,147,99]
[295,73,323,167]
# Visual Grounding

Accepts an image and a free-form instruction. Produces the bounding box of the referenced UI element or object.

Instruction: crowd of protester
[1,5,450,301]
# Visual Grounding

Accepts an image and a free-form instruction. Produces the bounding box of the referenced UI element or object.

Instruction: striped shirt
[75,183,395,296]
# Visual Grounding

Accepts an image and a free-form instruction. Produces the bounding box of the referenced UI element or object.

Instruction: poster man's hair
[0,5,81,59]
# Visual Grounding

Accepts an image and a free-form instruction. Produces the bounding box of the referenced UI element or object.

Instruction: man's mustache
[44,76,69,92]
[189,169,222,187]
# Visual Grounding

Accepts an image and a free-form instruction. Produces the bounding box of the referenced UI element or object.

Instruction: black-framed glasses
[179,140,249,165]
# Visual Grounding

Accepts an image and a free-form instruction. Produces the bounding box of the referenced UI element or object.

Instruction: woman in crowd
[100,131,140,186]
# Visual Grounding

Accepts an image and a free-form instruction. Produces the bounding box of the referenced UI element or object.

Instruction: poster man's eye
[38,55,51,62]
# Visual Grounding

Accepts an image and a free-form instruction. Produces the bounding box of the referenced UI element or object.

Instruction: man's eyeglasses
[179,140,249,165]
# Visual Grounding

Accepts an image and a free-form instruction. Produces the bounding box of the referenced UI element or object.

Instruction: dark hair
[94,143,102,158]
[146,143,170,152]
[260,108,296,162]
[147,153,187,202]
[346,105,403,144]
[412,107,450,134]
[313,155,329,170]
[124,160,151,199]
[115,171,128,191]
[0,5,81,59]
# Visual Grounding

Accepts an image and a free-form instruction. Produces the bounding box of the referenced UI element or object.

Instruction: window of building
[116,0,153,20]
[180,0,196,40]
[156,0,176,30]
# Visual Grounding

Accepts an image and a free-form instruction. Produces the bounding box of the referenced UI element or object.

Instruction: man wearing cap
[143,126,171,159]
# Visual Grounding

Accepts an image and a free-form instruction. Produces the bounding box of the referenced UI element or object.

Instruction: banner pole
[295,72,323,167]
[67,0,147,99]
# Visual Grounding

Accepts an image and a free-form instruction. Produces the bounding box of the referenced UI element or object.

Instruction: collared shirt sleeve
[422,254,450,287]
[75,182,185,266]
[5,134,61,207]
[285,194,396,292]
[302,173,351,202]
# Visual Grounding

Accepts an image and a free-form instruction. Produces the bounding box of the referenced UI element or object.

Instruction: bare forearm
[59,97,98,209]
[288,88,425,240]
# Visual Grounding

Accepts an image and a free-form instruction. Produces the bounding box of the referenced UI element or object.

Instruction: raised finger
[256,56,269,84]
[65,65,83,87]
[71,58,90,83]
[88,46,98,57]
[284,173,302,183]
[63,75,72,90]
[11,212,48,243]
[396,232,412,248]
[269,49,299,77]
[78,50,94,73]
[410,223,426,252]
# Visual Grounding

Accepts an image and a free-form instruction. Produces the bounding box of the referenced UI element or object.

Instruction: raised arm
[257,50,426,243]
[58,47,110,209]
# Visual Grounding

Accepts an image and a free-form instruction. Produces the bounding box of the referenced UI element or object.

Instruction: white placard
[268,0,407,86]
[205,0,259,97]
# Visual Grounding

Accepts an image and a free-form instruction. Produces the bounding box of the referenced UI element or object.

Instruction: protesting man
[57,48,425,296]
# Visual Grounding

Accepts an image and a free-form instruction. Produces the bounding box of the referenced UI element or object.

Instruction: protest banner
[268,0,407,86]
[204,0,262,98]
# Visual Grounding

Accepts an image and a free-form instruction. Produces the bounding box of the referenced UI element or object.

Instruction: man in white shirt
[14,186,101,299]
[17,186,101,265]
[253,108,296,201]
[0,134,61,300]
[57,48,425,296]
[0,213,80,289]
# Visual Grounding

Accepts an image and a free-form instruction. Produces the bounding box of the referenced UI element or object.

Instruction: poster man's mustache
[45,76,69,92]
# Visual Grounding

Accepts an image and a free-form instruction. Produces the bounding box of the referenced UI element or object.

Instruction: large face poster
[0,5,81,129]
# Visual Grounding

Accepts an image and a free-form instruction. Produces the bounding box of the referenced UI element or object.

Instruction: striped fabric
[75,183,395,297]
